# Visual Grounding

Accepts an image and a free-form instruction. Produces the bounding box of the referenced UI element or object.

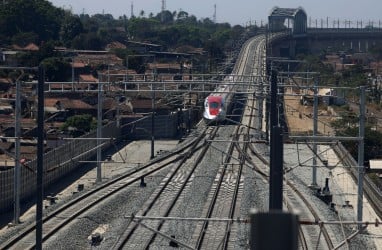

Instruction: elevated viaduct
[268,7,382,57]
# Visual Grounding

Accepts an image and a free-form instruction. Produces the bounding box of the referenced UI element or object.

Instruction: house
[106,41,127,51]
[44,97,96,118]
[0,78,12,92]
[74,53,123,68]
[1,43,39,66]
[127,41,162,54]
[131,98,172,115]
[146,63,182,75]
[22,43,39,51]
[0,50,18,66]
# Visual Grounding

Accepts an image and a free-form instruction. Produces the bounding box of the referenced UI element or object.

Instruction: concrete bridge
[268,7,382,57]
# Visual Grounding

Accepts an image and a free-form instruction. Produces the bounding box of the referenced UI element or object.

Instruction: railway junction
[1,7,382,250]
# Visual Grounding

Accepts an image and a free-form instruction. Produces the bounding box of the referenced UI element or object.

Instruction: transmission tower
[131,2,134,17]
[161,0,166,13]
[161,0,166,22]
[213,4,216,23]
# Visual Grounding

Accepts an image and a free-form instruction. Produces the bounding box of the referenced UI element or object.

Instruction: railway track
[113,125,220,249]
[113,31,263,250]
[333,142,382,219]
[191,35,264,249]
[189,33,269,249]
[0,130,207,250]
[0,32,263,250]
[247,143,336,249]
[1,31,368,249]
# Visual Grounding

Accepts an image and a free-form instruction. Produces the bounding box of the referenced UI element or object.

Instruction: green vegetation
[0,0,252,75]
[297,52,382,165]
[0,0,64,44]
[331,115,382,162]
[296,54,367,87]
[60,114,97,136]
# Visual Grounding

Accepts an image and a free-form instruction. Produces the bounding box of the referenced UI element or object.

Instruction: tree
[0,0,64,43]
[330,111,359,129]
[337,126,382,163]
[71,32,103,50]
[341,64,367,87]
[41,57,71,81]
[60,14,84,47]
[11,32,39,47]
[157,10,174,23]
[370,44,382,60]
[177,10,189,20]
[60,114,96,134]
[128,18,160,40]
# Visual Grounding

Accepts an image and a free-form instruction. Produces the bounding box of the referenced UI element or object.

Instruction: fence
[333,142,382,219]
[0,122,119,212]
[0,111,184,213]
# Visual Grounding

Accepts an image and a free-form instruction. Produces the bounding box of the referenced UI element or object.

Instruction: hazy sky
[48,0,382,26]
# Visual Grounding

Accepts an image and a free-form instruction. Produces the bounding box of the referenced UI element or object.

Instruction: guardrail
[308,28,382,33]
[332,142,382,219]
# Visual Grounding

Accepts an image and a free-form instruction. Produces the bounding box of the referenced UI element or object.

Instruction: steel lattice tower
[213,4,216,23]
[161,0,166,13]
[161,0,166,22]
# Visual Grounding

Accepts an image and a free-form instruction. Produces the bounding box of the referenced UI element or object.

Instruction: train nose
[209,108,219,116]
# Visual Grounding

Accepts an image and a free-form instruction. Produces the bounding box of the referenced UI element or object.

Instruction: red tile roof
[106,41,127,50]
[147,63,181,70]
[45,98,93,110]
[0,78,12,84]
[79,74,98,82]
[71,62,86,68]
[23,43,39,51]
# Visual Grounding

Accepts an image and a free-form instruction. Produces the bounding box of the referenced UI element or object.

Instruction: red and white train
[203,76,235,122]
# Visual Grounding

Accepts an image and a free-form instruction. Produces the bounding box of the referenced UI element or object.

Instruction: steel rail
[0,133,202,250]
[194,34,262,250]
[112,126,218,249]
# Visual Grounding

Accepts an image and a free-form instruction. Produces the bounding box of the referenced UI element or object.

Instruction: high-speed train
[202,76,235,122]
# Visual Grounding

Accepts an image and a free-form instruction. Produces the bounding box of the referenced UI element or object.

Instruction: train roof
[207,95,222,101]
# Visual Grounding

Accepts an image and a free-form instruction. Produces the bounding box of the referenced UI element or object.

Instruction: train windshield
[210,102,220,109]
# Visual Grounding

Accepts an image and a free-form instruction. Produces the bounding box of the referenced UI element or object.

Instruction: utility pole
[269,70,283,210]
[257,80,264,131]
[96,81,103,183]
[310,79,319,188]
[36,66,44,250]
[151,89,155,159]
[252,69,298,250]
[357,86,366,229]
[71,57,74,91]
[14,81,21,224]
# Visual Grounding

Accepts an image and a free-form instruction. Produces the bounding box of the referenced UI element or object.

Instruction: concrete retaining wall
[0,112,183,213]
[121,110,191,140]
[0,122,119,213]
